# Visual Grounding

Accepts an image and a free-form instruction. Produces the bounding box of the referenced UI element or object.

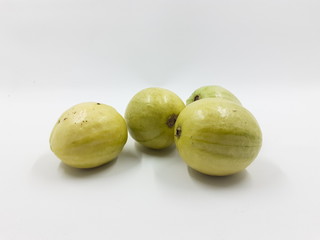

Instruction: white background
[1,0,320,239]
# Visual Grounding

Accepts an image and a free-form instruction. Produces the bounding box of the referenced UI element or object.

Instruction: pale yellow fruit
[174,98,262,176]
[125,87,185,149]
[50,102,127,168]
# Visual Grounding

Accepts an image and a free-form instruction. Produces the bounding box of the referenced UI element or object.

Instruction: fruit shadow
[187,157,286,189]
[58,147,142,178]
[246,157,287,189]
[58,158,117,178]
[33,147,142,180]
[134,142,177,158]
[188,167,250,188]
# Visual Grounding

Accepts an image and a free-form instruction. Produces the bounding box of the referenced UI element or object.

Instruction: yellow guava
[186,85,242,105]
[125,87,185,149]
[50,102,128,168]
[174,98,262,176]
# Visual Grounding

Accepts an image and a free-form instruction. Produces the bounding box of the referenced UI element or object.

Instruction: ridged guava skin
[174,98,262,176]
[125,88,185,149]
[50,102,128,168]
[186,85,242,105]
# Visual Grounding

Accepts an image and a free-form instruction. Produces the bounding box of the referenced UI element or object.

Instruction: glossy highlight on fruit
[186,85,241,105]
[125,87,185,149]
[174,98,262,176]
[50,102,128,168]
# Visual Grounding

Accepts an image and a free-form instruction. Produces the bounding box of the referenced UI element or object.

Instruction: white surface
[1,1,320,239]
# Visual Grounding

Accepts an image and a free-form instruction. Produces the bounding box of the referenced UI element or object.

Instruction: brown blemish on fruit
[175,126,182,138]
[194,95,200,101]
[167,114,178,128]
[97,103,101,105]
[64,118,68,121]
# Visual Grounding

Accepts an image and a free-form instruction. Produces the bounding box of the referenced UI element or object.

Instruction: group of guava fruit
[50,86,262,176]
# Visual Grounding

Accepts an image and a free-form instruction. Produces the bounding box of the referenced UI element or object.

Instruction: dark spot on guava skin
[64,118,67,121]
[97,103,101,105]
[194,95,200,101]
[167,114,178,128]
[175,126,182,138]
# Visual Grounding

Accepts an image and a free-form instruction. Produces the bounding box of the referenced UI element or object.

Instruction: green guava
[186,85,242,105]
[174,98,262,176]
[50,102,128,168]
[125,87,185,149]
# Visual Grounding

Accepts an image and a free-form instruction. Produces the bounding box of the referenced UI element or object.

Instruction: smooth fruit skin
[50,102,128,168]
[174,98,262,176]
[186,85,242,105]
[125,87,185,149]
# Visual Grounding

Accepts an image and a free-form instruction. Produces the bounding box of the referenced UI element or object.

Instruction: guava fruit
[125,87,185,149]
[50,102,128,168]
[174,98,262,176]
[186,85,242,105]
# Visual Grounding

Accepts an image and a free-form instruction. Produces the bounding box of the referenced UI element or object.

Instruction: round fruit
[50,102,128,168]
[125,87,185,149]
[186,85,242,105]
[174,98,262,176]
